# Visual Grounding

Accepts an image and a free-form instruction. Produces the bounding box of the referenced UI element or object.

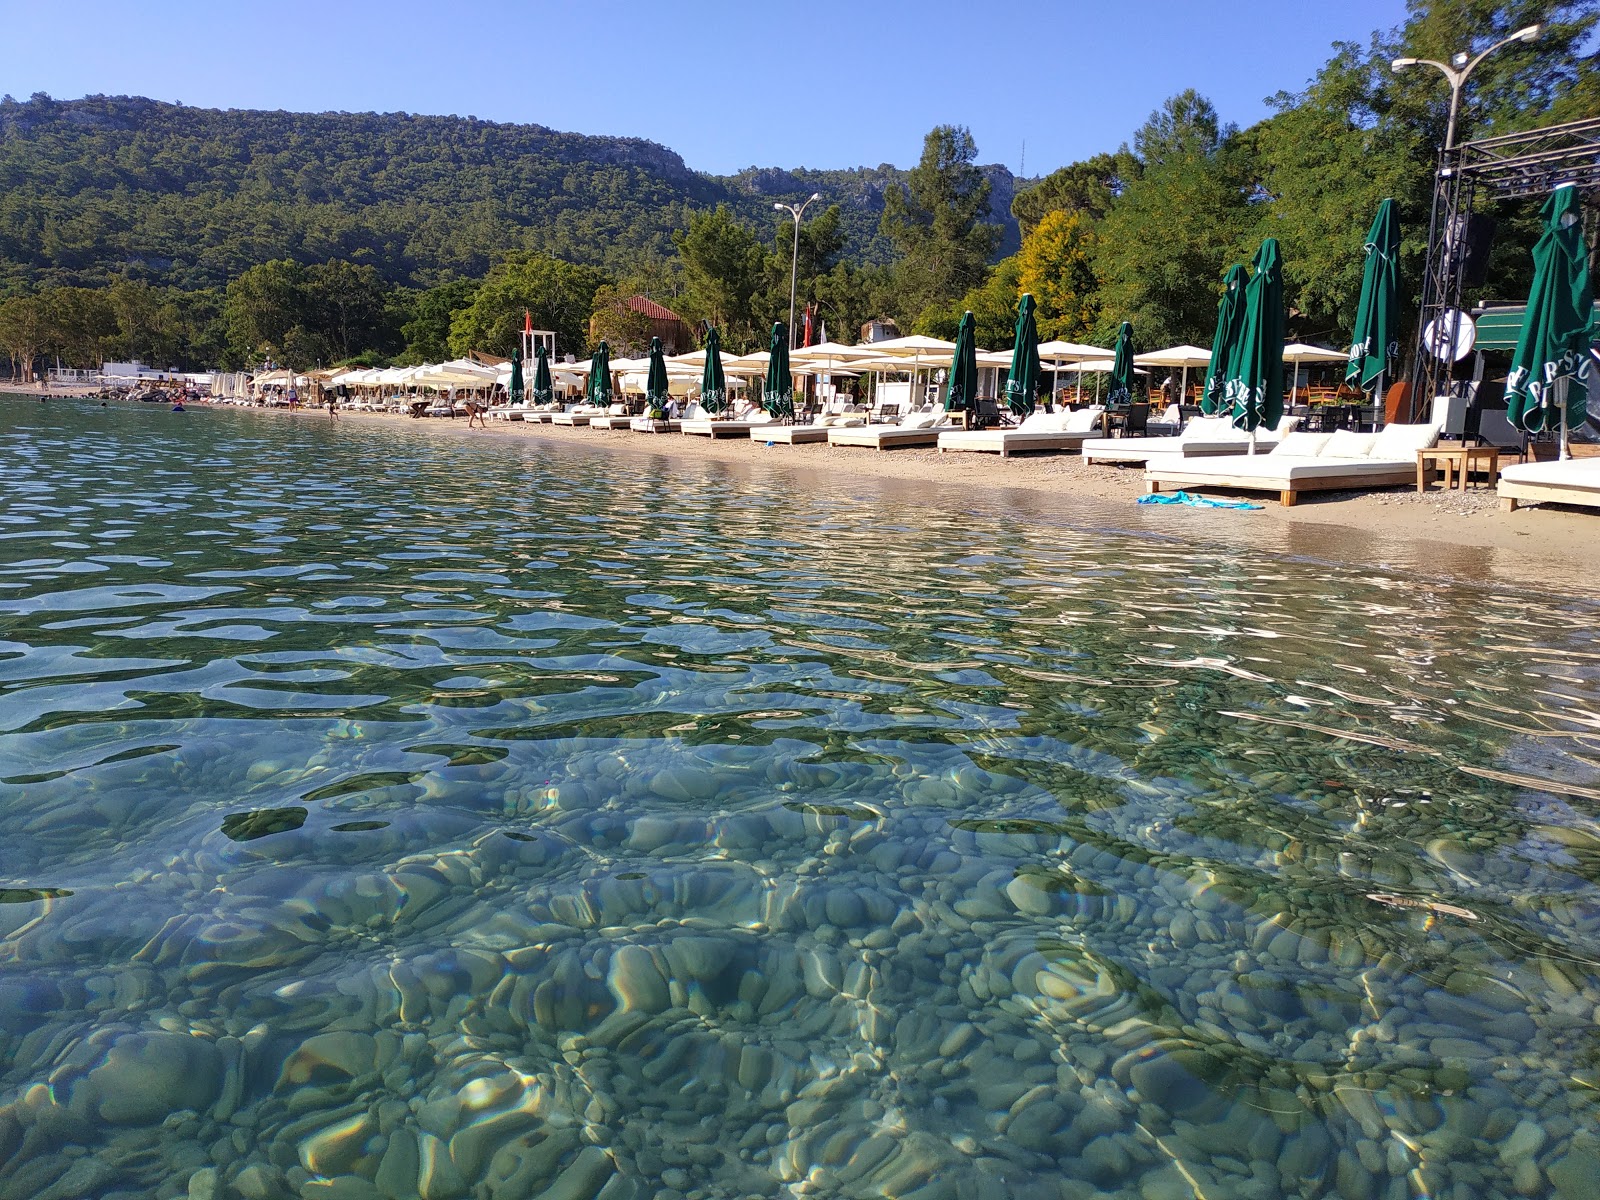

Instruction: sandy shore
[17,393,1600,598]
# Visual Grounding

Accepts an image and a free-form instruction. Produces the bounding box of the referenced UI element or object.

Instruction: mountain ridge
[0,93,1021,293]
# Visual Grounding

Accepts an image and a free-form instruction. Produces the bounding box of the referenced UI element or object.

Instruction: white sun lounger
[1499,458,1600,511]
[830,411,950,450]
[551,407,606,426]
[630,416,680,433]
[749,418,865,444]
[938,407,1106,457]
[1144,425,1443,506]
[681,415,777,437]
[1082,415,1297,465]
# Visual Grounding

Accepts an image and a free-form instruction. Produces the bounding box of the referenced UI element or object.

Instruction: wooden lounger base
[1499,482,1600,512]
[1147,469,1416,507]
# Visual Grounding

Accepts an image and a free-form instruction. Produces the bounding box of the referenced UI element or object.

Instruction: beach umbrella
[586,341,613,408]
[700,327,727,414]
[531,344,553,404]
[1346,198,1401,397]
[1203,264,1248,415]
[1225,238,1286,448]
[1108,322,1135,407]
[1506,184,1596,457]
[645,336,670,415]
[1004,294,1042,417]
[944,311,979,416]
[509,348,524,405]
[764,322,794,420]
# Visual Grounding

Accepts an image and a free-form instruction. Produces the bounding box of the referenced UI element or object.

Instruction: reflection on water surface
[3,399,1600,1200]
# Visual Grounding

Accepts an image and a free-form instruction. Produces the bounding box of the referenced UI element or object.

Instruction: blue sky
[8,0,1408,176]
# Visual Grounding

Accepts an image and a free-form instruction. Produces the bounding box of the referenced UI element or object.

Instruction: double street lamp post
[1391,23,1544,150]
[775,193,822,349]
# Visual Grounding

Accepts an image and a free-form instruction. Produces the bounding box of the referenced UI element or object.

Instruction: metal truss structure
[1410,117,1600,413]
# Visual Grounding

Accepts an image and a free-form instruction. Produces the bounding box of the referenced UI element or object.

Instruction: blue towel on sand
[1137,491,1261,510]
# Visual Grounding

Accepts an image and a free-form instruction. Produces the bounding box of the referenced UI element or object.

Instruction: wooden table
[1417,446,1500,492]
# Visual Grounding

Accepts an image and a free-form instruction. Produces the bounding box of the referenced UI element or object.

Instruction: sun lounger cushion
[1155,456,1417,483]
[1062,409,1104,433]
[684,403,709,420]
[1500,460,1600,489]
[1271,432,1332,457]
[901,412,944,430]
[1320,430,1379,459]
[1369,422,1443,458]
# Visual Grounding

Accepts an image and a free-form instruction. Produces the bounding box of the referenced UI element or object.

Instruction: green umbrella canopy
[1507,185,1596,435]
[531,344,553,404]
[700,327,727,414]
[1346,198,1401,392]
[764,323,794,419]
[509,347,524,404]
[944,311,979,412]
[1203,265,1248,415]
[645,336,670,414]
[1225,238,1286,435]
[1108,322,1135,406]
[1004,294,1042,416]
[586,341,612,407]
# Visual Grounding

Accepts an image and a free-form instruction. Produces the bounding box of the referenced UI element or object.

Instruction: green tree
[879,125,1001,326]
[919,256,1024,349]
[672,205,765,348]
[1010,153,1126,238]
[225,259,310,364]
[36,286,117,367]
[0,294,47,379]
[1094,94,1257,346]
[399,279,477,364]
[588,284,654,356]
[304,260,394,361]
[1016,209,1100,343]
[447,252,607,359]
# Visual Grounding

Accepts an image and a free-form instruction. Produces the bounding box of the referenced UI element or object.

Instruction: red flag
[523,311,533,334]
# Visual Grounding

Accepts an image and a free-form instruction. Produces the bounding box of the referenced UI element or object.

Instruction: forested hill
[0,93,1020,292]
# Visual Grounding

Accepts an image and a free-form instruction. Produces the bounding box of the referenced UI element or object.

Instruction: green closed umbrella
[531,343,553,405]
[1108,321,1135,407]
[944,311,978,416]
[509,347,524,405]
[1346,198,1400,395]
[764,322,794,421]
[645,336,670,417]
[1225,238,1286,449]
[586,341,612,408]
[1004,293,1042,417]
[1203,264,1248,415]
[1506,185,1595,456]
[700,327,727,414]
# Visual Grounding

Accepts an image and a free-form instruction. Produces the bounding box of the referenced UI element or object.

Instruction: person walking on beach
[465,396,486,429]
[327,393,338,420]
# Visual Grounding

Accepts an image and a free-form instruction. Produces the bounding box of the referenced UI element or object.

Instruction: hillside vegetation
[0,94,1018,293]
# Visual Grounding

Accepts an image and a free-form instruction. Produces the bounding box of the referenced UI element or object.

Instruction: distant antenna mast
[1019,139,1026,178]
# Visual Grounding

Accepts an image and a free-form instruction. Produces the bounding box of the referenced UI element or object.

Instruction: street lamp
[1391,23,1543,150]
[774,192,822,349]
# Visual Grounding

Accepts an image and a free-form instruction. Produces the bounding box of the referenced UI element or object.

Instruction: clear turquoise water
[3,397,1600,1200]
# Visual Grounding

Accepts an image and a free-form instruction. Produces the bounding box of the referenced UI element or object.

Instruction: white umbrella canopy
[1282,342,1345,363]
[790,339,880,362]
[855,334,956,357]
[1133,344,1212,367]
[1038,339,1108,361]
[1133,344,1212,407]
[1281,343,1346,403]
[974,350,1014,368]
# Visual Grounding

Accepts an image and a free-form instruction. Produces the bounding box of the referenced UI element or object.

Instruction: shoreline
[13,392,1600,598]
